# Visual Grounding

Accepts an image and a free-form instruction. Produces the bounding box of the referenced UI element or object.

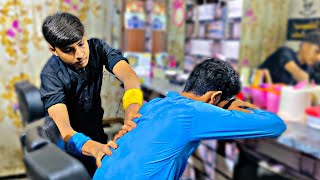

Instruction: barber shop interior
[1,0,320,179]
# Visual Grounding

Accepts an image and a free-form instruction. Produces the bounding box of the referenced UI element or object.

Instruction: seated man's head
[300,31,320,66]
[182,58,240,105]
[42,12,89,68]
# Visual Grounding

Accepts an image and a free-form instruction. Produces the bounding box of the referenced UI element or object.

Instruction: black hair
[183,58,240,101]
[304,31,320,47]
[42,12,84,48]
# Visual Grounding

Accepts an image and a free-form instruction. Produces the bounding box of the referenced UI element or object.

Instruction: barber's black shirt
[310,63,320,84]
[259,47,308,85]
[40,38,127,143]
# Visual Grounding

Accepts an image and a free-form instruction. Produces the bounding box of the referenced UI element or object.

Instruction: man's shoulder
[88,38,110,48]
[262,46,296,68]
[276,46,295,53]
[41,56,62,76]
[88,38,113,49]
[88,38,102,45]
[275,46,296,57]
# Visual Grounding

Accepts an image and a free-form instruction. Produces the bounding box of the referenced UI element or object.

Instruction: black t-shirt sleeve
[97,39,128,73]
[277,48,296,68]
[40,73,66,110]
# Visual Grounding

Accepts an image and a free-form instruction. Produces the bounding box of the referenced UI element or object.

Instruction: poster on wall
[287,18,320,40]
[125,1,146,29]
[172,0,185,27]
[152,3,166,31]
[286,0,320,50]
[125,13,146,29]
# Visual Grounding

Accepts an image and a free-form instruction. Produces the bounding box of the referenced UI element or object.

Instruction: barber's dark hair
[183,58,240,101]
[42,12,84,48]
[304,31,320,47]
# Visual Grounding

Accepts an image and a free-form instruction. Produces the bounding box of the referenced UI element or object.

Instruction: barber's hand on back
[124,103,141,129]
[113,103,141,141]
[82,140,118,168]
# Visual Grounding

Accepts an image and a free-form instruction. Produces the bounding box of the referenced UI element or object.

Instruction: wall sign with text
[287,18,320,41]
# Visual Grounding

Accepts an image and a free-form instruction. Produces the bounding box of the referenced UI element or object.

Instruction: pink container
[241,87,251,101]
[266,90,281,113]
[250,87,267,109]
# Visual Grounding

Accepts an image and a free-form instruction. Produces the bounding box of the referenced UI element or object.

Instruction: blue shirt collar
[166,91,181,98]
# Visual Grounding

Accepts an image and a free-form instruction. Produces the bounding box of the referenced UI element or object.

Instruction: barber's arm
[48,104,117,167]
[285,61,309,82]
[41,74,116,168]
[113,60,142,131]
[189,102,286,141]
[100,39,142,131]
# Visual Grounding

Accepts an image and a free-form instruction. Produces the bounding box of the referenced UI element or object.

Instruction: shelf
[227,17,242,21]
[224,38,240,41]
[191,37,223,41]
[198,19,223,23]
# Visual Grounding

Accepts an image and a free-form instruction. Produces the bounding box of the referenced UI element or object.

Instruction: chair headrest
[14,81,45,125]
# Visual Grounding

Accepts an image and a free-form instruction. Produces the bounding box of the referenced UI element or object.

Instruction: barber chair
[22,120,91,180]
[15,81,90,179]
[14,81,63,146]
[15,80,124,179]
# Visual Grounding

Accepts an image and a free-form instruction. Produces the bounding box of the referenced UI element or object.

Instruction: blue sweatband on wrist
[66,133,91,155]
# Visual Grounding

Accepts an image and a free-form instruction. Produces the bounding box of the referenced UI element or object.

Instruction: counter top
[278,121,320,158]
[140,76,320,159]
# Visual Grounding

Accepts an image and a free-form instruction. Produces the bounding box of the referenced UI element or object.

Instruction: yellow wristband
[122,89,143,110]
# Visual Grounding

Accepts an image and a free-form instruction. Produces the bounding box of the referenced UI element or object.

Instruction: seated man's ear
[209,91,222,105]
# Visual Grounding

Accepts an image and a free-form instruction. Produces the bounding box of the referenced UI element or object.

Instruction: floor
[0,119,25,178]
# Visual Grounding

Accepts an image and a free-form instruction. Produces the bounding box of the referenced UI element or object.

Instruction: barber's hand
[124,103,142,123]
[113,104,141,142]
[113,120,137,141]
[83,140,118,168]
[123,103,141,129]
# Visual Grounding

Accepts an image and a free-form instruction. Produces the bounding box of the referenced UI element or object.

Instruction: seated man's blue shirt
[93,92,286,180]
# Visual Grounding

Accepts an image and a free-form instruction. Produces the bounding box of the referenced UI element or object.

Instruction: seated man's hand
[218,99,257,113]
[83,140,118,168]
[228,99,257,113]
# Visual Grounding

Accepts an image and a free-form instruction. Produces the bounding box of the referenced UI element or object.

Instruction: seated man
[94,58,286,180]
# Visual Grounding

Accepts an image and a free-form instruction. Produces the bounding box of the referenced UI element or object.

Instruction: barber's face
[301,43,320,65]
[51,36,90,68]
